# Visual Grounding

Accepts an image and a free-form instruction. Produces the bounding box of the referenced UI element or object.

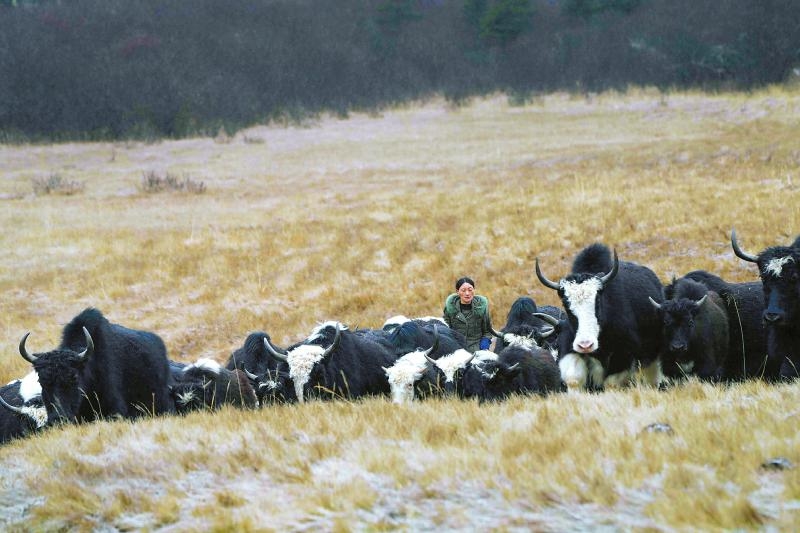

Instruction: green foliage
[479,0,534,47]
[0,0,797,141]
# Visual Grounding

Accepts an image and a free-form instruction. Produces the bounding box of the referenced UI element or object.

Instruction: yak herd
[2,229,799,445]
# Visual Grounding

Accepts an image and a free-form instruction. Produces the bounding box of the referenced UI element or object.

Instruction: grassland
[1,87,799,531]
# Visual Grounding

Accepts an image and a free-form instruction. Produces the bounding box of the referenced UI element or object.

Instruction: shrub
[139,171,206,194]
[31,173,85,196]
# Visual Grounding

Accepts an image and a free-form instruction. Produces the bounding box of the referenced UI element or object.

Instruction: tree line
[1,0,798,141]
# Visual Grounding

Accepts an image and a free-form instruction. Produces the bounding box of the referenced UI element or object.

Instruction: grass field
[1,87,799,531]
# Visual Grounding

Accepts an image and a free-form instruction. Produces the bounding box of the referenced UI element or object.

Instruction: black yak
[731,229,800,379]
[19,307,174,424]
[536,243,664,391]
[653,277,729,382]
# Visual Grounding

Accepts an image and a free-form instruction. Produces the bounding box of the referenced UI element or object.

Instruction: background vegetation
[1,0,799,140]
[0,87,799,529]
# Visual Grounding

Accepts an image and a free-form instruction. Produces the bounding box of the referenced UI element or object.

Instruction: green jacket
[443,294,493,352]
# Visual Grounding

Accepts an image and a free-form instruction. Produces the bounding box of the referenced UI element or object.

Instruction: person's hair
[455,277,475,291]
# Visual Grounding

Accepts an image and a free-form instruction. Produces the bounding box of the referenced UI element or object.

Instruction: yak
[264,321,397,403]
[0,372,47,444]
[224,331,295,404]
[679,268,768,381]
[492,296,565,356]
[536,243,664,391]
[462,345,564,402]
[731,229,800,379]
[19,307,174,424]
[652,277,729,382]
[170,358,258,413]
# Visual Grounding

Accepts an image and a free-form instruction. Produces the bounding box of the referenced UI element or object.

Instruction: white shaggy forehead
[307,321,348,342]
[385,351,428,387]
[21,405,48,429]
[562,278,602,305]
[435,349,475,383]
[764,256,794,277]
[287,344,326,384]
[502,333,538,349]
[187,358,221,375]
[19,371,41,402]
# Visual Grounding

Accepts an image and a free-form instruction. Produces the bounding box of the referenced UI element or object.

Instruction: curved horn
[0,395,26,417]
[599,249,620,286]
[535,257,561,291]
[506,362,520,373]
[648,296,662,310]
[731,228,758,263]
[490,326,504,338]
[321,323,342,358]
[19,332,37,364]
[420,325,440,359]
[263,338,288,363]
[695,294,708,308]
[243,368,258,381]
[532,312,559,327]
[77,327,94,361]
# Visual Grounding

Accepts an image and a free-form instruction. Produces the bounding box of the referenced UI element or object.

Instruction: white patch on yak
[20,405,48,429]
[417,316,447,326]
[472,350,499,379]
[559,352,604,391]
[287,344,327,403]
[384,351,429,404]
[186,358,221,375]
[562,278,602,353]
[559,352,588,392]
[306,321,349,343]
[434,349,475,383]
[764,256,794,277]
[19,371,41,402]
[503,332,538,350]
[382,315,410,330]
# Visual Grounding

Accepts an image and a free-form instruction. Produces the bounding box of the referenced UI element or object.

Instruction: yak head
[264,321,343,403]
[732,228,800,328]
[244,367,296,405]
[0,371,48,433]
[649,294,707,364]
[19,327,94,425]
[535,250,619,354]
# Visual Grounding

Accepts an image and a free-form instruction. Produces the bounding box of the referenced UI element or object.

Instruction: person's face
[458,283,474,305]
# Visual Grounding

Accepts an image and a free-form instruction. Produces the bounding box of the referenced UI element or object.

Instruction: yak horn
[77,327,94,361]
[648,296,662,310]
[19,332,37,364]
[0,395,26,417]
[731,228,758,263]
[535,257,561,291]
[532,312,559,327]
[264,338,288,363]
[321,323,342,358]
[599,249,620,286]
[695,294,708,308]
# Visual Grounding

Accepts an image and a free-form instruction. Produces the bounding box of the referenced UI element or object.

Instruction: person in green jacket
[443,276,495,353]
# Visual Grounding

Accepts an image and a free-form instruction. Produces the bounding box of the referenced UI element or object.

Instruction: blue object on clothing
[479,337,491,350]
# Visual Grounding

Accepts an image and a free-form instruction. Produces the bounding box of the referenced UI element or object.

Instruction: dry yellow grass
[1,87,800,530]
